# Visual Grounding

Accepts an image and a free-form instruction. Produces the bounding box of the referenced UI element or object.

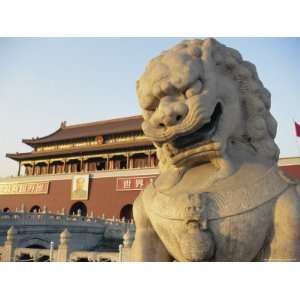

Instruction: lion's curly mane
[137,38,279,165]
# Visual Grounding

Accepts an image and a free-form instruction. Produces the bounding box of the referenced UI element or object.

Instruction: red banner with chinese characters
[116,176,156,191]
[0,181,49,195]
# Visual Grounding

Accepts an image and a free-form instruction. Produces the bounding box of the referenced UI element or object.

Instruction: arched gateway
[120,204,133,221]
[69,202,87,216]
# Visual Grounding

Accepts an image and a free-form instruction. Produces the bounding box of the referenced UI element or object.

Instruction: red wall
[0,177,142,218]
[280,165,300,182]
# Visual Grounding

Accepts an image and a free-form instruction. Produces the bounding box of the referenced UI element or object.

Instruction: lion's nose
[155,99,188,128]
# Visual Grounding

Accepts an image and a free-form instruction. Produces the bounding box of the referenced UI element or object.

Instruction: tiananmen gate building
[0,115,159,220]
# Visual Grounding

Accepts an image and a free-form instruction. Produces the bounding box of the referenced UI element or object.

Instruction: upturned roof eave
[22,126,63,147]
[6,153,22,162]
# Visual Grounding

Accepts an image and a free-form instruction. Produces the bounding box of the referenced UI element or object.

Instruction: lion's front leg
[130,193,172,262]
[130,226,173,262]
[264,186,300,262]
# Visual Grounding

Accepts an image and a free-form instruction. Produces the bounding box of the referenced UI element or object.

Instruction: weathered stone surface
[131,38,300,261]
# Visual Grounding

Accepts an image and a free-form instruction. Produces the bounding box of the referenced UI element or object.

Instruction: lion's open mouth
[172,103,222,150]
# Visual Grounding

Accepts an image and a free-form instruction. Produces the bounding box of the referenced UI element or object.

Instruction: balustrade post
[120,226,135,262]
[123,228,134,249]
[49,241,54,262]
[56,228,71,262]
[20,203,25,213]
[2,226,17,262]
[119,244,123,262]
[42,205,48,214]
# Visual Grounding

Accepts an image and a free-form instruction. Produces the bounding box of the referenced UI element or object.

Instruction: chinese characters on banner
[0,181,49,195]
[116,176,156,191]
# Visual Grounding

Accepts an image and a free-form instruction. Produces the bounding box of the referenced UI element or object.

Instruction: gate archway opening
[17,253,33,262]
[30,205,41,213]
[120,204,133,221]
[69,202,87,217]
[76,257,89,262]
[37,255,50,262]
[3,207,10,212]
[26,244,47,249]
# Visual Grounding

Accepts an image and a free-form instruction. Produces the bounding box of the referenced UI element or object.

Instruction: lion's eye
[185,80,203,98]
[142,96,159,112]
[147,98,159,112]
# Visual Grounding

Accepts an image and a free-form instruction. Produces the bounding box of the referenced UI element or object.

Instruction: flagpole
[293,118,300,156]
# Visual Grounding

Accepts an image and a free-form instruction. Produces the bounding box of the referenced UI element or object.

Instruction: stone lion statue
[131,38,300,261]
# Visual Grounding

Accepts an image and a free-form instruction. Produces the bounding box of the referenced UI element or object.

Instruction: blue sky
[0,37,299,176]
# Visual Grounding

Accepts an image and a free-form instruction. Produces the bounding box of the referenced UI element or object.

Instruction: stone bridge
[0,210,135,261]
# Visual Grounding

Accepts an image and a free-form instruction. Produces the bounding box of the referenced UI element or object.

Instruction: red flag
[295,122,300,137]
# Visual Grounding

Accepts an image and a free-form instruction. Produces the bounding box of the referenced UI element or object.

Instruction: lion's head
[137,38,279,176]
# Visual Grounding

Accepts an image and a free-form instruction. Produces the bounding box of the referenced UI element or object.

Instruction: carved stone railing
[0,212,136,259]
[0,211,106,227]
[13,248,119,262]
[0,226,135,262]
